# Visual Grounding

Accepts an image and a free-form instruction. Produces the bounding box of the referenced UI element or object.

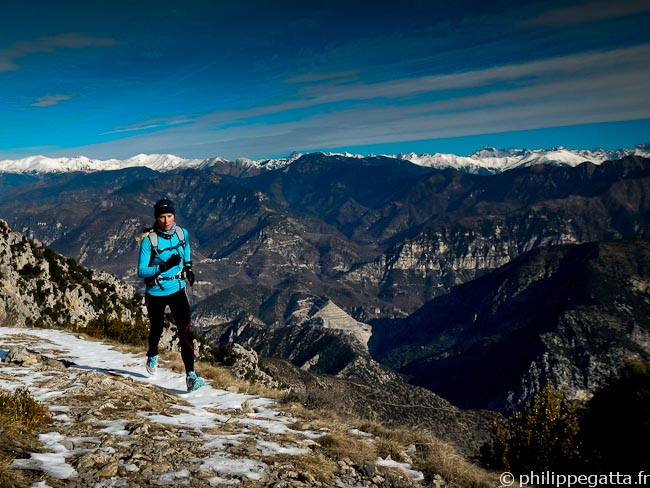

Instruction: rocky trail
[0,326,426,487]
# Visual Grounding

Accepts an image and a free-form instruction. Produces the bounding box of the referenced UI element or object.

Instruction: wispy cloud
[519,0,650,27]
[76,43,650,159]
[0,33,118,72]
[100,117,195,136]
[188,44,650,128]
[31,95,74,107]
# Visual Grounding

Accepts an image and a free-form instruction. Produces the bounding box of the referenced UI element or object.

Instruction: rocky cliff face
[341,156,650,312]
[0,219,142,329]
[369,238,650,413]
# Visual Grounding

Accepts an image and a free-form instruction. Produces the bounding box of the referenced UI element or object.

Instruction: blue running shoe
[146,355,157,375]
[186,371,205,392]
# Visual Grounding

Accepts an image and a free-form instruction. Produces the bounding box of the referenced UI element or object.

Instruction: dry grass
[263,453,338,483]
[358,420,501,488]
[0,388,49,431]
[317,427,378,465]
[0,388,50,488]
[0,453,29,488]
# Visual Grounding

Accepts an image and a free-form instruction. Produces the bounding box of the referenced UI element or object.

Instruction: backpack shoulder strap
[148,231,160,252]
[175,226,185,244]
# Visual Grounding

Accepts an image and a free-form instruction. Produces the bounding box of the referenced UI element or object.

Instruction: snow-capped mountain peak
[0,144,648,175]
[0,153,204,174]
[399,144,650,175]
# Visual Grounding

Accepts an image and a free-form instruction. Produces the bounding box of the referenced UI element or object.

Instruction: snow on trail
[0,326,329,485]
[0,326,273,412]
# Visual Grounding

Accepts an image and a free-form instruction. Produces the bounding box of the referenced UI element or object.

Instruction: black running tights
[145,289,195,374]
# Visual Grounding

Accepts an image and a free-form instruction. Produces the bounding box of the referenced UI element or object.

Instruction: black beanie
[154,198,176,217]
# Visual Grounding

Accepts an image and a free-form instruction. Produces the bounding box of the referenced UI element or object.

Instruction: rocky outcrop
[0,219,143,329]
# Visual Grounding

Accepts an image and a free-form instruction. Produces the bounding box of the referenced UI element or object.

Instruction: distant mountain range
[1,143,649,175]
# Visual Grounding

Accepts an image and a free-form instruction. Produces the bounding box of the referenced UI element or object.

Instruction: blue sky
[1,0,649,160]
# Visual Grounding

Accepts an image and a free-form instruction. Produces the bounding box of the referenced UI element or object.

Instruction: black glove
[184,265,195,286]
[159,253,181,272]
